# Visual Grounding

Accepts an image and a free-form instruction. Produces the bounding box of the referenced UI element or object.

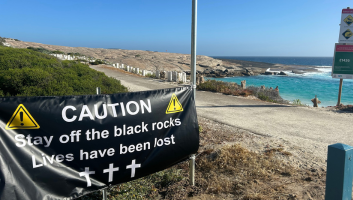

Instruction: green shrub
[145,73,156,78]
[52,50,65,54]
[68,52,83,56]
[27,47,55,54]
[89,59,105,65]
[76,59,89,62]
[258,93,277,103]
[292,99,305,106]
[0,46,127,97]
[197,80,252,97]
[247,86,288,103]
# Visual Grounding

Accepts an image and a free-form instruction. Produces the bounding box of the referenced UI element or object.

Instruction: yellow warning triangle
[5,104,40,130]
[166,93,183,114]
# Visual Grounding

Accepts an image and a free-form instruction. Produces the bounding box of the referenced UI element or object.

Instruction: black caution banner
[0,86,199,200]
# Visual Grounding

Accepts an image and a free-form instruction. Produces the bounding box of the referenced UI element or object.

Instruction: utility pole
[189,0,197,186]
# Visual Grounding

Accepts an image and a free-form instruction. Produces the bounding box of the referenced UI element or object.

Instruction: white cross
[79,167,95,187]
[126,159,141,178]
[103,163,119,182]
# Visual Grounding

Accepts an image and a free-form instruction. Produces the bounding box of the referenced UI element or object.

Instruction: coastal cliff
[5,39,221,71]
[5,38,319,77]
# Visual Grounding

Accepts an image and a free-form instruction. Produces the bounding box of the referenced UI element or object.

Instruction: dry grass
[188,118,326,200]
[195,144,297,199]
[77,118,326,200]
[265,148,292,157]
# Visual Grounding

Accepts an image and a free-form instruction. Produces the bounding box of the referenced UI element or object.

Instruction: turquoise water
[207,57,353,107]
[212,56,333,66]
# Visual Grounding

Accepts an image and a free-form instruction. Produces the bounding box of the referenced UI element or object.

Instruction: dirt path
[91,65,353,170]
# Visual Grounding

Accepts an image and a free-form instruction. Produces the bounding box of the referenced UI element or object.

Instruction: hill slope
[5,38,225,72]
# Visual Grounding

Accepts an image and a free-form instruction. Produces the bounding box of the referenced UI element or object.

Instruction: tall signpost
[189,0,197,186]
[332,7,353,106]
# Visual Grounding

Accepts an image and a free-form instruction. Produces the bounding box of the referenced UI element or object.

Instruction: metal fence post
[96,87,101,95]
[189,154,195,185]
[102,189,107,200]
[96,87,107,200]
[325,143,353,200]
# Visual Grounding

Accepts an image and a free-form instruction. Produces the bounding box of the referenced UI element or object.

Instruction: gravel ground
[90,65,353,171]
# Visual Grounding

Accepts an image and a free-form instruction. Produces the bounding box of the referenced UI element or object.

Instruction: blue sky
[0,0,351,56]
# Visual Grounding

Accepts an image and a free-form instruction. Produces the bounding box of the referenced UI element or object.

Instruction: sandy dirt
[90,65,353,172]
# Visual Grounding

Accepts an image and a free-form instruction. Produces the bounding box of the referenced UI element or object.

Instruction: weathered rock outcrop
[199,67,264,78]
[261,71,287,76]
[242,68,255,76]
[5,38,289,77]
[5,39,223,72]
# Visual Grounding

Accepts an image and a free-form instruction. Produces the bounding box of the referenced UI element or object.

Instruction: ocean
[210,56,353,107]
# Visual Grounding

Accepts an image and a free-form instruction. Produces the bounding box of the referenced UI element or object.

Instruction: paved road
[91,65,353,167]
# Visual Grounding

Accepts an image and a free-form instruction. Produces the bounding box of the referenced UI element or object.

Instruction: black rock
[264,71,274,75]
[292,70,305,74]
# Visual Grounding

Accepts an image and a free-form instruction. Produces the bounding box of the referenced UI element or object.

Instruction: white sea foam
[293,66,332,77]
[316,66,332,72]
[266,68,281,73]
[316,65,332,68]
[316,67,332,73]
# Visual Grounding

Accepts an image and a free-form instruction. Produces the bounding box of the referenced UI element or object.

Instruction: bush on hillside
[27,47,65,55]
[27,47,54,54]
[0,46,127,97]
[68,52,83,56]
[52,50,65,54]
[89,59,105,65]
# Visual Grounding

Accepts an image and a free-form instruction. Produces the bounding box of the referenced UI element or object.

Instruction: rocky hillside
[6,38,300,77]
[5,38,230,72]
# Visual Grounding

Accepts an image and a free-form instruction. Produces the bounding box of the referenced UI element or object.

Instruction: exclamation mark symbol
[174,98,176,110]
[20,111,24,126]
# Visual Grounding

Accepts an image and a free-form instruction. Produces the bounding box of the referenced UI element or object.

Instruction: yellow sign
[166,94,183,114]
[343,29,353,39]
[5,104,40,130]
[344,15,353,26]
